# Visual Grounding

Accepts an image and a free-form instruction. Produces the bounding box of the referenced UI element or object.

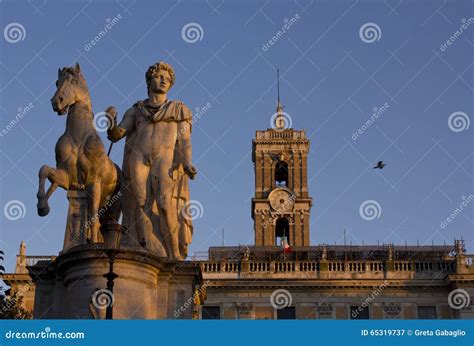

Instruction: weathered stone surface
[25,245,202,319]
[106,62,196,260]
[36,63,122,250]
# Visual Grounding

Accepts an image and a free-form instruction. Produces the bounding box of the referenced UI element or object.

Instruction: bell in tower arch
[275,160,288,187]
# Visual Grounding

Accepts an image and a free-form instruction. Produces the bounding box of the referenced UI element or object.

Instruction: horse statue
[36,63,122,243]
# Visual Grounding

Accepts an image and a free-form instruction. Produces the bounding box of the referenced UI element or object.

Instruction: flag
[280,236,291,253]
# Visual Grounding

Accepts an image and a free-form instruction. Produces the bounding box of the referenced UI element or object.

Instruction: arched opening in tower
[275,217,290,246]
[275,161,288,187]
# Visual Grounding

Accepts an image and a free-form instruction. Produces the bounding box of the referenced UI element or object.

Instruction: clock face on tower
[268,188,295,213]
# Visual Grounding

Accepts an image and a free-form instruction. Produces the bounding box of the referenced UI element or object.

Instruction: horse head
[51,63,89,115]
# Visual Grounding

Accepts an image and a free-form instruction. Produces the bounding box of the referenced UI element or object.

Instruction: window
[417,306,437,319]
[350,306,369,319]
[275,217,290,246]
[275,161,288,187]
[277,307,296,319]
[202,306,220,319]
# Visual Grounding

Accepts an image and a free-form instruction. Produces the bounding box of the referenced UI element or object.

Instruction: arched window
[275,161,288,187]
[275,217,290,246]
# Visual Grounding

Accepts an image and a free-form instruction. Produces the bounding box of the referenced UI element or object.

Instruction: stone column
[301,152,308,197]
[254,212,263,246]
[302,211,310,246]
[255,153,264,197]
[289,217,297,246]
[264,214,274,246]
[288,152,294,190]
[263,156,272,194]
[294,212,302,246]
[293,151,301,196]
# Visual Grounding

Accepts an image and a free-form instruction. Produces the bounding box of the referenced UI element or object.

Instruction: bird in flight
[373,161,386,169]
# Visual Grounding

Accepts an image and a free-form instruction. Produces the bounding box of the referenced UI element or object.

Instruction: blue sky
[0,0,472,271]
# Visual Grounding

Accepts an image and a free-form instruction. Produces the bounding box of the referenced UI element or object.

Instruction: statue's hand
[105,106,118,127]
[184,164,197,180]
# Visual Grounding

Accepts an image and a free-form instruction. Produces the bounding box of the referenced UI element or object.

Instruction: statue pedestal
[63,190,88,251]
[29,244,203,319]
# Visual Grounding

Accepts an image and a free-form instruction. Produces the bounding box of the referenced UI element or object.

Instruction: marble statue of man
[106,61,196,260]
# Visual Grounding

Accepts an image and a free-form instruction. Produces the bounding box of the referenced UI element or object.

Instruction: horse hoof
[37,205,50,217]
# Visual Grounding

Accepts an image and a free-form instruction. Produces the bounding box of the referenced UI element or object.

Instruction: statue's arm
[177,105,196,179]
[106,107,135,143]
[178,120,193,166]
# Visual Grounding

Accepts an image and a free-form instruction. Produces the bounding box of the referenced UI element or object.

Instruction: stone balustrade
[200,258,461,279]
[255,129,307,140]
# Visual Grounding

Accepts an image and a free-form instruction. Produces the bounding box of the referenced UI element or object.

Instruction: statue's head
[146,61,175,95]
[51,63,89,115]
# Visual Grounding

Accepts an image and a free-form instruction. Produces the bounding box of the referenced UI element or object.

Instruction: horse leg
[107,164,123,223]
[97,162,122,225]
[37,165,68,216]
[86,180,101,243]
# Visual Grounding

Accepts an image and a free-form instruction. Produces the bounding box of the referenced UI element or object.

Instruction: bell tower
[251,71,312,247]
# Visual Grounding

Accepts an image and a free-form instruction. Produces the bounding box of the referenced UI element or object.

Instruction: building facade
[197,110,474,320]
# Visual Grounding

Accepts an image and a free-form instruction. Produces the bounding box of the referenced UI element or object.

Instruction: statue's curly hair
[145,61,175,91]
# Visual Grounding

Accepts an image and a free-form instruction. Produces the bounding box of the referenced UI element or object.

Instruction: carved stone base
[63,190,88,251]
[29,244,203,319]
